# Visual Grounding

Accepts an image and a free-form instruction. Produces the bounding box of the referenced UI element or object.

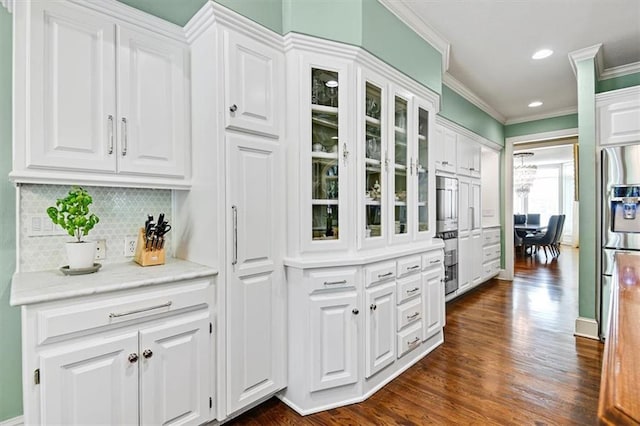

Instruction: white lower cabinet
[19,276,215,425]
[365,281,396,378]
[283,246,445,415]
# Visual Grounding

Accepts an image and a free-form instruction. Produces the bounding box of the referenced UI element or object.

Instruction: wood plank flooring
[226,247,604,425]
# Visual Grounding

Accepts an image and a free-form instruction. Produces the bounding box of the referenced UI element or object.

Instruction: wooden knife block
[134,228,165,266]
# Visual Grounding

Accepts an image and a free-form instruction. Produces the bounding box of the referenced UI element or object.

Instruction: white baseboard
[0,415,23,426]
[574,317,599,340]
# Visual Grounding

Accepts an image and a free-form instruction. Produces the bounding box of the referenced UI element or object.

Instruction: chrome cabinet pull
[352,308,359,315]
[406,287,419,294]
[343,142,349,166]
[408,265,420,270]
[142,349,153,359]
[410,157,414,175]
[430,259,441,264]
[109,301,172,318]
[407,312,420,320]
[378,272,393,279]
[229,104,238,112]
[324,280,347,286]
[107,115,114,154]
[407,337,420,346]
[121,117,128,156]
[232,205,238,265]
[442,161,449,165]
[370,304,377,311]
[128,353,138,363]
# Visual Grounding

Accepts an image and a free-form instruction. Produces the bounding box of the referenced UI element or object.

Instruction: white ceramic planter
[65,241,97,269]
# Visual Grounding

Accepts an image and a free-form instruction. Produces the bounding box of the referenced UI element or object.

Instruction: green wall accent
[282,0,362,46]
[360,0,441,94]
[0,7,22,422]
[576,58,597,321]
[504,114,578,138]
[597,71,640,93]
[439,85,505,146]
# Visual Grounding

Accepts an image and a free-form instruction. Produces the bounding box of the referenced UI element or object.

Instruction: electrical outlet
[95,239,106,260]
[124,236,137,257]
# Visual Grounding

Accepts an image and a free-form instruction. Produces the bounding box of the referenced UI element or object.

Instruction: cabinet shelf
[418,134,427,141]
[394,201,407,206]
[394,164,407,171]
[312,199,339,205]
[365,199,381,206]
[312,152,339,161]
[417,201,427,207]
[312,116,338,130]
[312,104,339,115]
[394,126,406,135]
[365,158,382,166]
[365,116,381,126]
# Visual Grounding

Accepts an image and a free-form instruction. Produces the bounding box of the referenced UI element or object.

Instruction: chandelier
[514,152,537,195]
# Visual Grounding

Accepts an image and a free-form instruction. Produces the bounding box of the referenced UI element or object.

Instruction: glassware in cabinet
[393,95,409,235]
[417,107,429,232]
[364,82,383,238]
[311,68,340,240]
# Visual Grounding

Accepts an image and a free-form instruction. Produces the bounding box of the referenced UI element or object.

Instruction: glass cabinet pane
[394,96,408,235]
[311,68,340,240]
[364,82,383,238]
[417,107,429,232]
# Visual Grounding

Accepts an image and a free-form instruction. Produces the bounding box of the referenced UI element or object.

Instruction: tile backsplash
[19,184,172,272]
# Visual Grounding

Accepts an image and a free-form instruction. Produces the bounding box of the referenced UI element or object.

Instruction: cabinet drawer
[482,244,500,263]
[396,255,422,278]
[37,279,211,344]
[307,267,358,293]
[482,228,501,246]
[397,296,422,331]
[422,250,443,272]
[364,261,396,288]
[397,322,422,358]
[396,274,421,304]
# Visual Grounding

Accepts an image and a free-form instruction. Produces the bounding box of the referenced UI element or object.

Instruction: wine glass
[326,85,338,108]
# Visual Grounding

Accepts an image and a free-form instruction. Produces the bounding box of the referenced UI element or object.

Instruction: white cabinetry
[481,227,501,281]
[596,86,640,146]
[433,124,457,174]
[11,0,190,188]
[457,135,481,178]
[17,275,215,426]
[458,177,482,294]
[365,281,396,377]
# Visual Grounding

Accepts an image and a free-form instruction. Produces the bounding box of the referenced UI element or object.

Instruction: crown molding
[443,73,506,124]
[184,1,216,43]
[0,0,13,13]
[504,106,578,125]
[600,61,640,80]
[377,0,450,73]
[568,43,603,78]
[435,115,503,151]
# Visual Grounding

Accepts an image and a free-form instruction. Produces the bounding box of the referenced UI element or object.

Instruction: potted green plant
[47,186,100,269]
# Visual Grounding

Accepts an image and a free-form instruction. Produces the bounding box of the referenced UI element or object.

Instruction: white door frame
[503,128,578,280]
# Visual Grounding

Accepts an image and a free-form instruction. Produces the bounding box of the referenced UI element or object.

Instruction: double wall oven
[436,176,459,296]
[600,144,640,339]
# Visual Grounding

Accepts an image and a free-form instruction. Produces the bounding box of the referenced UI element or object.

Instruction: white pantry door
[226,132,285,414]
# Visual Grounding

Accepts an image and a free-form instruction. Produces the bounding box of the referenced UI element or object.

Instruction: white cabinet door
[27,1,117,173]
[117,26,188,178]
[471,232,483,286]
[470,143,481,178]
[456,136,471,176]
[432,125,445,171]
[40,332,138,425]
[365,282,396,378]
[458,234,472,293]
[458,178,470,235]
[598,90,640,145]
[423,269,443,340]
[224,29,283,138]
[309,290,359,392]
[139,311,211,426]
[471,180,481,232]
[443,128,457,172]
[226,133,285,413]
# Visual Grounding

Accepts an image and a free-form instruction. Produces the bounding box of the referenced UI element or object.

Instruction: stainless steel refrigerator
[600,144,640,339]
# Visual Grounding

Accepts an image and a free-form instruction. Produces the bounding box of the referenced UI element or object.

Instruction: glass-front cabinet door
[390,92,411,243]
[311,67,341,242]
[364,81,384,242]
[416,105,429,237]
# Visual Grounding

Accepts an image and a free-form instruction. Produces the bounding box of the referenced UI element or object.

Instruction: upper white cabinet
[433,124,457,174]
[456,135,481,178]
[224,29,283,138]
[597,86,640,146]
[11,0,191,189]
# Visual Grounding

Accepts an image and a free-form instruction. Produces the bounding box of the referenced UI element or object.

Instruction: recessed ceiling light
[528,101,543,108]
[532,49,553,60]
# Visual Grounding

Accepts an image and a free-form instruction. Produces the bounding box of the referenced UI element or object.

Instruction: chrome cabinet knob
[370,304,377,311]
[128,353,138,363]
[229,104,238,113]
[352,308,359,315]
[143,349,153,359]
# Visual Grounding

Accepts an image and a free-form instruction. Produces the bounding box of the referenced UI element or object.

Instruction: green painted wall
[282,0,362,46]
[439,85,505,146]
[360,0,441,94]
[597,71,640,93]
[576,58,597,321]
[0,7,22,422]
[504,114,578,138]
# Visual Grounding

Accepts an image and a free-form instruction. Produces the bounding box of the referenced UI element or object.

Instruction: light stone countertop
[10,258,218,306]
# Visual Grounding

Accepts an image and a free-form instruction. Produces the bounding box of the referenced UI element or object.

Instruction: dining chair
[526,213,540,225]
[523,215,560,258]
[514,229,525,256]
[514,214,526,224]
[551,215,566,256]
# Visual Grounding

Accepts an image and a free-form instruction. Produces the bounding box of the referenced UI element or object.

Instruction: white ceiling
[389,0,640,124]
[515,144,574,165]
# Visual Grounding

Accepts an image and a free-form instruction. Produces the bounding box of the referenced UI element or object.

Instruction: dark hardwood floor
[226,247,604,425]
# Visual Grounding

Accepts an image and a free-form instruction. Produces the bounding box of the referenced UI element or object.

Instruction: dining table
[515,223,547,234]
